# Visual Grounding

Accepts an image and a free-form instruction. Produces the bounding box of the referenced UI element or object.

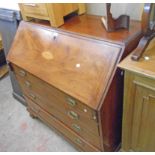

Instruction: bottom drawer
[27,99,101,152]
[24,95,101,148]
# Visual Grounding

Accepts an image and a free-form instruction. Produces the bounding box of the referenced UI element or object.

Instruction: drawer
[15,74,99,136]
[22,83,100,137]
[21,3,49,17]
[13,65,99,131]
[24,90,100,137]
[27,99,100,151]
[26,96,101,148]
[13,65,97,120]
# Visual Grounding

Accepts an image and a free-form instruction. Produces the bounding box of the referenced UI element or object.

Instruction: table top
[33,14,142,46]
[60,14,142,45]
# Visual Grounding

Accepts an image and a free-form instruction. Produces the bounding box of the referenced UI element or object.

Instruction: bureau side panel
[99,68,123,151]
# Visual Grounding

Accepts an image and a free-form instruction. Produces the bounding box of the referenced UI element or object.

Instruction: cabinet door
[122,71,155,151]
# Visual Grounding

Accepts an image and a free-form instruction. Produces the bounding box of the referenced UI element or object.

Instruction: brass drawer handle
[72,124,81,132]
[68,111,79,120]
[29,93,36,100]
[75,138,83,145]
[25,81,31,88]
[66,97,76,106]
[19,70,26,77]
[24,3,37,7]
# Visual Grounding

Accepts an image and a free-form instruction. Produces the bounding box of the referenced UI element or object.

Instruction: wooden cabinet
[7,14,142,151]
[19,3,86,27]
[118,38,155,151]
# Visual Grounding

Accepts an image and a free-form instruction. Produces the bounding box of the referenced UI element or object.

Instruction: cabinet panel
[131,84,155,151]
[140,95,155,151]
[122,71,155,151]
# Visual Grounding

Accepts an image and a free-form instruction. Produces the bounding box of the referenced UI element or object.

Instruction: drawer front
[27,99,100,151]
[25,96,101,148]
[21,3,48,17]
[13,65,99,130]
[16,74,100,137]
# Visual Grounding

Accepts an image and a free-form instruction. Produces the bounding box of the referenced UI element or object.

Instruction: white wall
[0,3,152,21]
[86,3,144,21]
[0,2,19,10]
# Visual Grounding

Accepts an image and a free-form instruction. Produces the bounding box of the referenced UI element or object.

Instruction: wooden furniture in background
[118,38,155,151]
[19,3,86,27]
[7,14,142,151]
[101,3,130,32]
[131,3,155,61]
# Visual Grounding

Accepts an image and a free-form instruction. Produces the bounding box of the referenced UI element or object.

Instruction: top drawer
[21,3,49,17]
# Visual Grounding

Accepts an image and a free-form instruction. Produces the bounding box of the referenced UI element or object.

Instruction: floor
[0,75,76,152]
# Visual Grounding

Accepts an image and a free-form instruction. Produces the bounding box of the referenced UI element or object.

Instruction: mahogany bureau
[7,15,142,151]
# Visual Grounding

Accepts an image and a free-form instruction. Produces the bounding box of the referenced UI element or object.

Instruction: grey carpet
[0,75,76,152]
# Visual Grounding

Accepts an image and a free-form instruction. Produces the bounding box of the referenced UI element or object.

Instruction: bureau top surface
[35,14,141,45]
[60,15,141,45]
[8,21,123,110]
[118,38,155,79]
